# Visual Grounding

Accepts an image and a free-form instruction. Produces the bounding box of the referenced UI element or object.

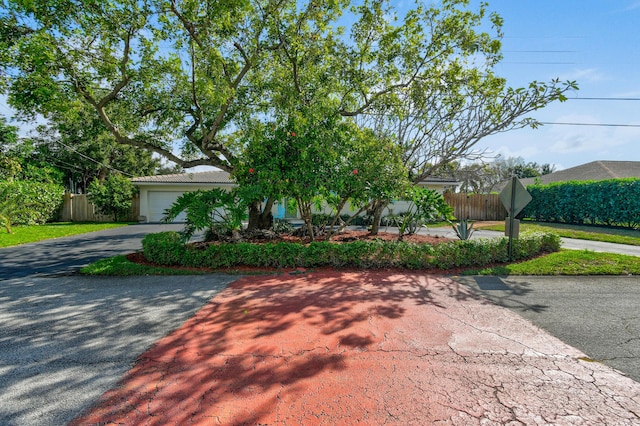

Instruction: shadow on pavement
[70,270,493,425]
[0,274,235,425]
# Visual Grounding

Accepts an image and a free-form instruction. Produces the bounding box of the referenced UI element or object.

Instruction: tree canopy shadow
[70,269,473,425]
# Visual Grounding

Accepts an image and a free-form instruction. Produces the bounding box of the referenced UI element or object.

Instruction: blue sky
[472,0,640,170]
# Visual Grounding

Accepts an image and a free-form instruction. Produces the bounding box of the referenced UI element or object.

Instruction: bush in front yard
[524,178,640,228]
[141,232,186,265]
[87,174,137,222]
[0,180,64,227]
[142,231,561,270]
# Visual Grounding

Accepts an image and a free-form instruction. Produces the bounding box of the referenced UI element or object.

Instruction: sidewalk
[70,271,640,425]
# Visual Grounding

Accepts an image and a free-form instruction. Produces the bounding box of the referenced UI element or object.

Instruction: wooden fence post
[443,193,507,221]
[60,193,73,222]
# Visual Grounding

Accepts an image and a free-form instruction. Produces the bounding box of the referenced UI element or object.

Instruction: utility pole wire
[51,140,135,177]
[540,122,640,128]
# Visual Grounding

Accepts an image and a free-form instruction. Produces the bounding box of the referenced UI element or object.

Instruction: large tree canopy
[1,0,576,229]
[0,115,21,180]
[1,0,573,163]
[29,102,162,192]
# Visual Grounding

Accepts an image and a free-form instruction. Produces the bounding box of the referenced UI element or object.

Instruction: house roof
[519,160,640,187]
[420,176,460,185]
[132,171,235,185]
[132,170,460,186]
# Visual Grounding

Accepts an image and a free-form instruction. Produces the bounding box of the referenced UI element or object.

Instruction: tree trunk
[297,198,315,241]
[326,198,348,239]
[368,200,388,235]
[247,198,274,230]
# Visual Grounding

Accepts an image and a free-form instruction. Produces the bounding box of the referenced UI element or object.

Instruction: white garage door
[148,191,188,223]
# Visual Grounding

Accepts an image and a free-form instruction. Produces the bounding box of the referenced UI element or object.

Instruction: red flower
[249,168,254,174]
[291,132,296,137]
[353,169,358,175]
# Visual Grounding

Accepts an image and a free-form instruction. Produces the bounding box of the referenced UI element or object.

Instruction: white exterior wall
[136,182,453,223]
[308,183,451,219]
[137,184,239,223]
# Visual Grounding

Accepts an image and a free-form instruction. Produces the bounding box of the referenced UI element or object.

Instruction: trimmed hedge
[524,179,640,229]
[142,231,561,270]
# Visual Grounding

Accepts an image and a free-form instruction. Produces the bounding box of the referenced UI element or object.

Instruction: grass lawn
[0,222,131,248]
[476,221,640,246]
[81,255,209,276]
[463,250,640,276]
[81,249,640,277]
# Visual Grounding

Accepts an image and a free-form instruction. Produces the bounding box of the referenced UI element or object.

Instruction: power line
[568,97,640,101]
[540,122,640,128]
[52,140,135,177]
[504,50,577,53]
[504,62,575,64]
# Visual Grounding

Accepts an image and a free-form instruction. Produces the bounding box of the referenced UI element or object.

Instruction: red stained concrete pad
[70,271,640,425]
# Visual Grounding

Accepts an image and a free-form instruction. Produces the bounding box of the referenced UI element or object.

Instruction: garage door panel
[149,191,188,223]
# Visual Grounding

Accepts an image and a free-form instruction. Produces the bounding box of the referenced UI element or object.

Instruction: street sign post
[499,177,533,260]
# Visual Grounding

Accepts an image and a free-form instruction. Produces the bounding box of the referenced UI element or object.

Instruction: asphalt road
[0,224,638,424]
[457,275,640,383]
[0,224,236,425]
[0,224,188,279]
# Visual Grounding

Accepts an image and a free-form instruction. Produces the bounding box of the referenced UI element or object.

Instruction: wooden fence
[444,193,507,221]
[60,193,140,222]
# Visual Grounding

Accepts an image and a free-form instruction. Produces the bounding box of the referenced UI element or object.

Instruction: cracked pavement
[457,275,640,384]
[70,271,640,425]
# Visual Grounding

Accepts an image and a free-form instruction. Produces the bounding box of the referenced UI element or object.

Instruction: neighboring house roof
[418,176,460,185]
[131,171,235,185]
[132,170,460,187]
[520,160,640,187]
[493,161,640,191]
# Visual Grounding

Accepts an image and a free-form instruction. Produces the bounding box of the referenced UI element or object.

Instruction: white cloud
[558,68,608,83]
[620,1,640,11]
[548,114,640,155]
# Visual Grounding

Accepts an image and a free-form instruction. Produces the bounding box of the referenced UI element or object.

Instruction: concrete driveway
[70,271,640,425]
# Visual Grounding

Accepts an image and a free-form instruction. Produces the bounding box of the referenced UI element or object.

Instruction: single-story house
[520,160,640,186]
[132,170,459,223]
[495,160,640,192]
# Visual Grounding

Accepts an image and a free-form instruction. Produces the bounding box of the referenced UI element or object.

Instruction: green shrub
[272,218,295,233]
[87,174,137,222]
[311,213,332,226]
[161,188,247,242]
[142,231,561,271]
[0,180,64,227]
[142,232,186,265]
[388,187,455,240]
[311,213,371,228]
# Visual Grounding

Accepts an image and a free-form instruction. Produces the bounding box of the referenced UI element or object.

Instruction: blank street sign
[500,178,532,217]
